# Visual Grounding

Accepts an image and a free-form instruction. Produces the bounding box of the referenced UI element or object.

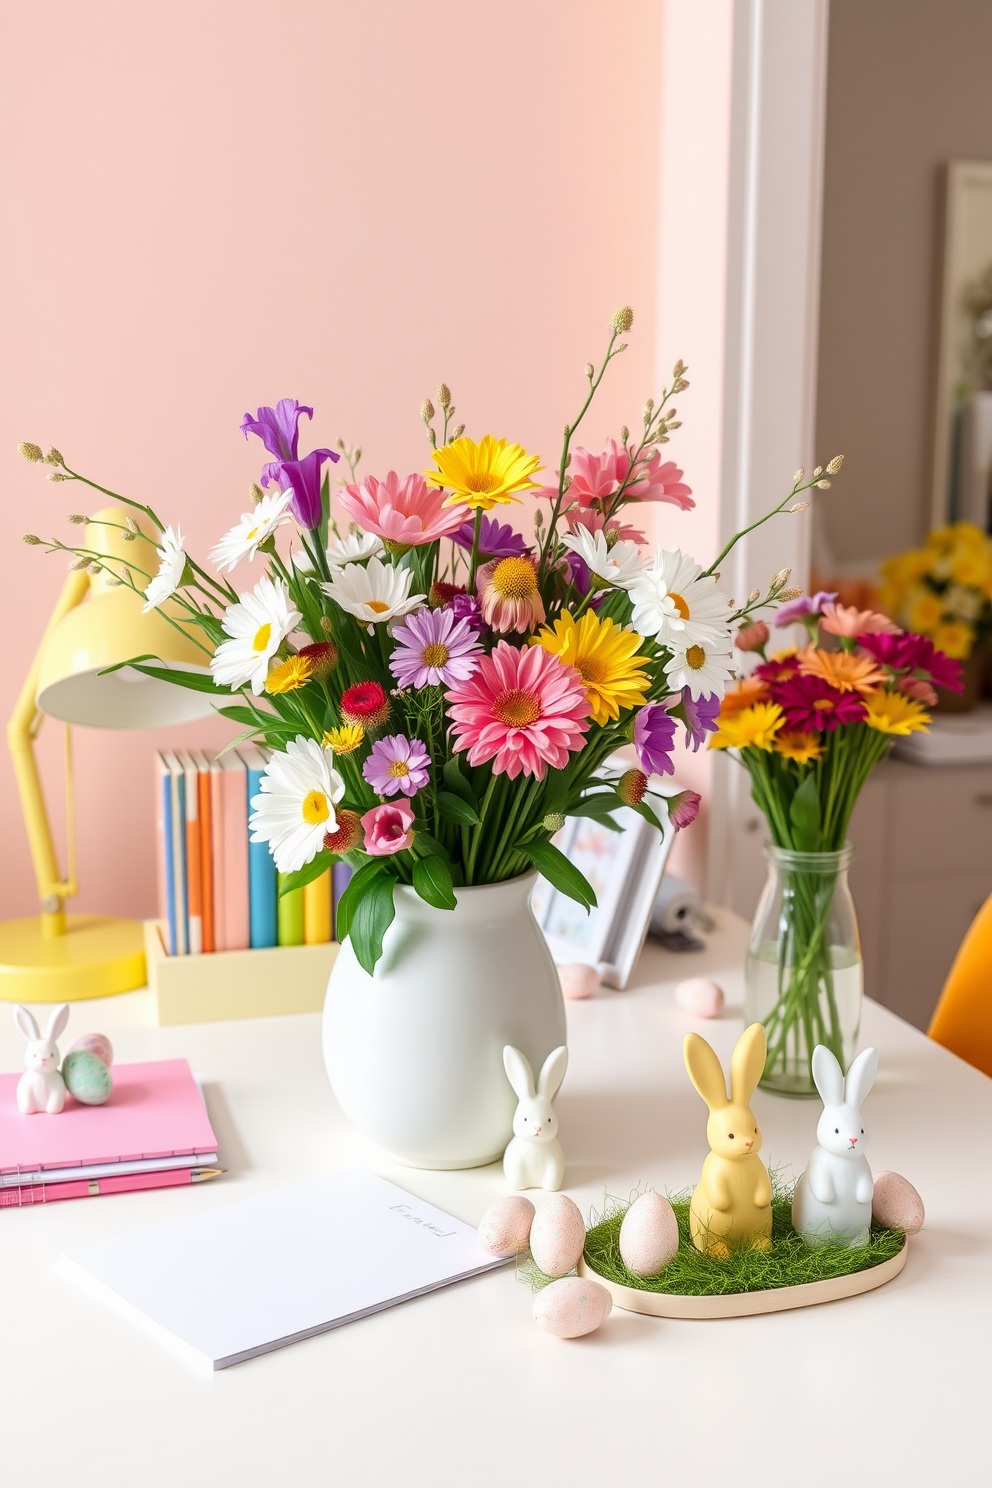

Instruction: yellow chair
[928,891,992,1079]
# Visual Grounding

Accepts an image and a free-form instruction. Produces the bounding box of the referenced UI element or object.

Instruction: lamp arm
[6,570,90,937]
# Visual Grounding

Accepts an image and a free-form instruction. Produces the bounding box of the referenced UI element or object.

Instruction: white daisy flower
[321,555,426,634]
[664,637,735,700]
[562,527,646,589]
[209,488,294,573]
[249,735,346,874]
[142,525,188,613]
[211,576,301,696]
[293,529,385,576]
[628,548,732,648]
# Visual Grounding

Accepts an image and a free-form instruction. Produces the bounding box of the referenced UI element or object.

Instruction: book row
[154,749,352,957]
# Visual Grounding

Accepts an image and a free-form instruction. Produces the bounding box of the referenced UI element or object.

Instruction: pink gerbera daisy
[338,471,469,547]
[776,674,867,732]
[819,602,899,639]
[476,555,545,634]
[534,441,694,513]
[445,641,590,780]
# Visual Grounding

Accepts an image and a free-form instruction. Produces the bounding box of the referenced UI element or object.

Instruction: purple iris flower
[452,514,530,560]
[681,689,721,751]
[633,704,677,777]
[275,449,339,530]
[241,399,313,461]
[776,590,838,627]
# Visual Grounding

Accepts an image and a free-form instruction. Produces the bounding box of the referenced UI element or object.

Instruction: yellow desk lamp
[2,507,216,1001]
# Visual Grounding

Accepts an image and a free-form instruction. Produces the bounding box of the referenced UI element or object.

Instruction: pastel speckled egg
[619,1191,680,1277]
[533,1276,612,1338]
[478,1196,536,1257]
[529,1194,586,1278]
[70,1032,113,1067]
[61,1049,112,1106]
[675,978,725,1018]
[872,1170,925,1234]
[559,963,600,1000]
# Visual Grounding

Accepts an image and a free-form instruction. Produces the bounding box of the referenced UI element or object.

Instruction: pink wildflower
[536,440,693,512]
[668,789,701,831]
[735,620,770,653]
[338,471,469,547]
[445,640,590,781]
[476,555,545,634]
[898,674,939,707]
[361,801,415,856]
[820,602,899,639]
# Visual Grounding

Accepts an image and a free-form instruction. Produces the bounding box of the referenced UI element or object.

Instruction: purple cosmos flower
[274,448,339,530]
[452,514,530,560]
[390,606,484,689]
[449,591,485,635]
[362,733,430,798]
[681,689,721,752]
[776,590,839,627]
[667,789,701,831]
[633,703,678,777]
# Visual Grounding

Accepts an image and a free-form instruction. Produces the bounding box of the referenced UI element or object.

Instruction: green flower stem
[467,508,483,594]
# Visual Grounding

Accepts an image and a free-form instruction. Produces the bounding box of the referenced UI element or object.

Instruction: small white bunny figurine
[502,1044,568,1192]
[792,1044,878,1247]
[14,1004,70,1115]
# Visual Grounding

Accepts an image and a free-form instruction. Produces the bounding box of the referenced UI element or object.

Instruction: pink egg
[619,1191,680,1276]
[559,963,600,1000]
[529,1194,586,1277]
[478,1196,536,1257]
[675,977,724,1018]
[69,1033,113,1067]
[533,1276,612,1338]
[872,1170,925,1234]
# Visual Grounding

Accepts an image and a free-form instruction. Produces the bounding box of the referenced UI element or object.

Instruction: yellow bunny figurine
[683,1023,773,1257]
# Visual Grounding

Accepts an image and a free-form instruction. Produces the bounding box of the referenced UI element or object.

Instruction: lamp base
[0,914,147,1002]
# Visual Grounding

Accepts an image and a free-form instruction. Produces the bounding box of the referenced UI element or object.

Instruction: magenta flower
[362,734,431,798]
[241,399,313,463]
[361,801,415,856]
[858,632,963,693]
[452,514,530,560]
[776,591,839,627]
[668,789,702,831]
[445,641,590,781]
[776,674,866,732]
[450,591,485,635]
[633,704,678,777]
[274,448,339,530]
[390,607,483,689]
[681,689,721,751]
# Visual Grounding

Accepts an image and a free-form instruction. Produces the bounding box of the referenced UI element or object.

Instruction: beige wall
[816,0,992,567]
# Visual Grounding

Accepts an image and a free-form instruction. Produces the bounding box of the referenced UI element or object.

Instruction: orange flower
[718,675,769,715]
[798,646,886,695]
[774,730,824,764]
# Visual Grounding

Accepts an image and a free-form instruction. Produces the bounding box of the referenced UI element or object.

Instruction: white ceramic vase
[322,871,566,1170]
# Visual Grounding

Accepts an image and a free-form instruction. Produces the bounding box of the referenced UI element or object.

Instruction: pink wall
[0,0,676,919]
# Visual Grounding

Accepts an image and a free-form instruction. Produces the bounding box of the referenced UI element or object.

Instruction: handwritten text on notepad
[390,1203,457,1239]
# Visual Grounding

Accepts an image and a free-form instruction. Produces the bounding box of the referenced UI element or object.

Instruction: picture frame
[531,763,678,988]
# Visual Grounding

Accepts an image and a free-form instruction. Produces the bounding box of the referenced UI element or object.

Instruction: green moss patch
[581,1178,906,1297]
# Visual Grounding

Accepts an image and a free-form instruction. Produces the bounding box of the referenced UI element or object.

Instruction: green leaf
[412,856,457,910]
[318,469,331,550]
[334,861,387,944]
[569,791,625,818]
[350,872,396,974]
[628,798,664,833]
[278,851,333,897]
[522,840,597,911]
[568,805,622,832]
[789,774,822,851]
[436,790,481,826]
[218,705,276,727]
[542,773,570,817]
[215,728,263,758]
[99,661,220,693]
[411,831,452,864]
[442,757,476,807]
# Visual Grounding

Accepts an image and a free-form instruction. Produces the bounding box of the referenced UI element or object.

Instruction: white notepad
[61,1170,506,1369]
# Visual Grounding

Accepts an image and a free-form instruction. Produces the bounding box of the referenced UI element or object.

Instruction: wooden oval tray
[577,1237,908,1319]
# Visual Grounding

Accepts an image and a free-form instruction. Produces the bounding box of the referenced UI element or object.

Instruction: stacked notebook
[0,1059,219,1207]
[155,749,353,956]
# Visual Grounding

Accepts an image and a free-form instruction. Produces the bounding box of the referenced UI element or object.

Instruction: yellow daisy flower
[798,646,887,695]
[426,434,542,510]
[264,654,313,694]
[932,620,975,660]
[709,702,784,751]
[905,587,943,635]
[322,723,365,754]
[774,730,824,763]
[862,690,930,736]
[531,609,649,726]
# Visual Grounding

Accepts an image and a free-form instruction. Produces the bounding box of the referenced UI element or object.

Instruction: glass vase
[744,844,862,1097]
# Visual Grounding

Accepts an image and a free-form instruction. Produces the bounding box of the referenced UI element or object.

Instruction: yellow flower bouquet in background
[878,523,992,689]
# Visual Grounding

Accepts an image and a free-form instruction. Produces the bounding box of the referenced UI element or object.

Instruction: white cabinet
[847,759,992,1029]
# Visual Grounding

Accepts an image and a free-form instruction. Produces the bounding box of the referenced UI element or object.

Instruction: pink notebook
[0,1059,217,1175]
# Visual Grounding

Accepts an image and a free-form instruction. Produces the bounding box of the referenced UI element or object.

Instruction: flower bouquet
[711,596,963,1094]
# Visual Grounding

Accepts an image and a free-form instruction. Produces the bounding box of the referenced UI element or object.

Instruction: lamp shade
[35,507,218,729]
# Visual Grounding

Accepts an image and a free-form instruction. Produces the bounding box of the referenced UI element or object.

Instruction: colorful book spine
[240,746,278,949]
[154,754,175,955]
[212,755,250,952]
[196,751,215,954]
[277,874,304,946]
[164,752,188,955]
[303,872,332,944]
[179,752,203,955]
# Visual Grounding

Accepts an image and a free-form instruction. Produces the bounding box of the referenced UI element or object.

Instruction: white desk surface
[1,909,989,1488]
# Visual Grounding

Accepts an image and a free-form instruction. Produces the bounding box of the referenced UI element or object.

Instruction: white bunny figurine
[792,1044,878,1247]
[502,1044,568,1192]
[14,1004,70,1115]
